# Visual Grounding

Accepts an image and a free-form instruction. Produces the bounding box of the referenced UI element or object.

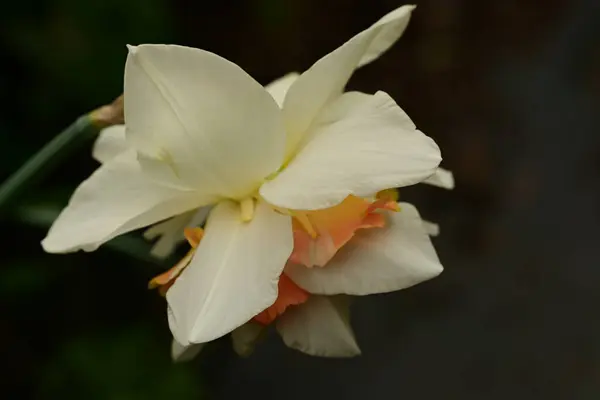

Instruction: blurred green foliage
[2,0,173,118]
[38,327,203,399]
[0,0,173,176]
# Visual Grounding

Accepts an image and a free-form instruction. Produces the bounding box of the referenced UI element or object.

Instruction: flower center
[288,189,400,268]
[148,189,400,323]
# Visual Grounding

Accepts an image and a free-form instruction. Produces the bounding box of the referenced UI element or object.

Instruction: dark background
[1,0,600,399]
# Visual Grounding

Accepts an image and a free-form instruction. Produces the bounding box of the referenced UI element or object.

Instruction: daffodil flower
[43,5,442,346]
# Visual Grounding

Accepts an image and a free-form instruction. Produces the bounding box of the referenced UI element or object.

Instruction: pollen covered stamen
[376,188,399,201]
[375,189,401,212]
[240,197,256,222]
[293,212,318,239]
[148,248,194,290]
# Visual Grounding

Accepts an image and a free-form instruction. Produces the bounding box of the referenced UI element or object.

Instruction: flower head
[42,5,444,348]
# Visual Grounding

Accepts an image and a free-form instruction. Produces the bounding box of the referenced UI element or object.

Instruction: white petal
[167,199,293,345]
[422,220,440,237]
[265,72,299,107]
[171,339,204,363]
[307,91,372,128]
[357,5,416,67]
[276,295,360,357]
[41,152,206,253]
[231,321,265,357]
[285,202,443,295]
[143,206,211,259]
[282,5,414,157]
[261,91,441,210]
[423,167,455,189]
[92,125,129,163]
[125,44,286,199]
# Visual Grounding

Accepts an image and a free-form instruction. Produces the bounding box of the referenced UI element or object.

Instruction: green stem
[0,115,100,214]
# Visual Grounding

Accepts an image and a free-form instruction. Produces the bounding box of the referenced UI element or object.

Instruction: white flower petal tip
[357,4,416,67]
[280,4,418,153]
[231,322,265,357]
[41,152,203,254]
[261,91,442,210]
[166,200,293,345]
[424,167,455,190]
[171,339,205,363]
[277,296,361,358]
[265,72,300,107]
[286,202,443,296]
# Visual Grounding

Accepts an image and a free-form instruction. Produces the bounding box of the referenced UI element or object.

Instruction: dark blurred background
[2,0,600,399]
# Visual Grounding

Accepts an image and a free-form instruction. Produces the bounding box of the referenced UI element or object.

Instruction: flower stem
[0,115,99,214]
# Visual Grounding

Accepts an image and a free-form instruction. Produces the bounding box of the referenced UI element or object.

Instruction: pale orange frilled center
[288,190,399,269]
[149,190,399,325]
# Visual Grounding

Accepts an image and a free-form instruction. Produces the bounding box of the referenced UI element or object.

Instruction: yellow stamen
[376,188,399,202]
[240,198,255,222]
[293,212,318,239]
[148,247,195,289]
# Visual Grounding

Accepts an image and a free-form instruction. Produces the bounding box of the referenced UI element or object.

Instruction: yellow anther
[376,188,399,202]
[294,212,318,239]
[148,247,195,290]
[240,198,256,222]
